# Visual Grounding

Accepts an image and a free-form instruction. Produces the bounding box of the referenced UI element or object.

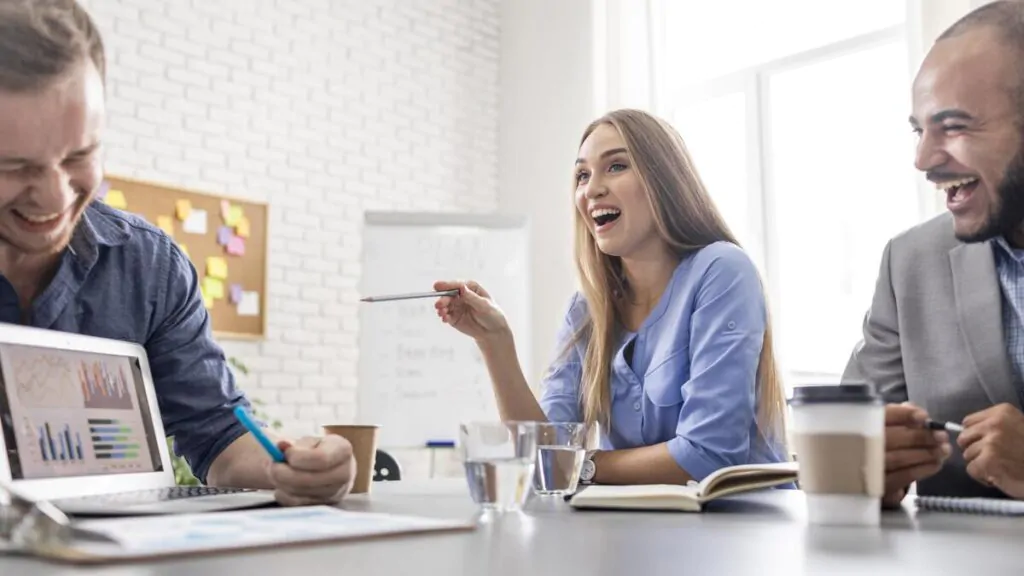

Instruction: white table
[2,480,1021,575]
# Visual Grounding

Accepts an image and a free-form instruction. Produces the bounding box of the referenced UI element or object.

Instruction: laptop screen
[0,342,164,480]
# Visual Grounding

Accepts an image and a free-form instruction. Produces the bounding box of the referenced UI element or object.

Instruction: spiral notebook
[915,496,1024,516]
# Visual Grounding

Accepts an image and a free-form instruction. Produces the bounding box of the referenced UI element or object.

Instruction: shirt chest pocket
[643,352,689,407]
[54,300,139,343]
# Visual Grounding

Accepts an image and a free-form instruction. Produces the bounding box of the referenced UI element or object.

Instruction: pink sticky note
[226,236,245,256]
[96,179,110,200]
[217,226,232,246]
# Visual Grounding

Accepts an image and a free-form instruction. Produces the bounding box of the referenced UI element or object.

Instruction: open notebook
[568,461,798,512]
[915,496,1024,516]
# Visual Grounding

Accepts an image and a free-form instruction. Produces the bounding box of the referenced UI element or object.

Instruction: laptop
[0,323,278,516]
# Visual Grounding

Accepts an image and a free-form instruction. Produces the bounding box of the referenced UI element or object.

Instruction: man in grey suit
[844,1,1024,506]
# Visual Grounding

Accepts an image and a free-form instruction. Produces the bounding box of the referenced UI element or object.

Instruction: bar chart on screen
[18,415,91,477]
[36,419,85,463]
[79,359,134,410]
[88,418,144,468]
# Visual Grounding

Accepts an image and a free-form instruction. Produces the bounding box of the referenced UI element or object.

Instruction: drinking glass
[459,421,538,512]
[532,422,589,496]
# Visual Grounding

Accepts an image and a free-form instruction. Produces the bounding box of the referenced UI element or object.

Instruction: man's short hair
[0,0,105,92]
[938,0,1024,43]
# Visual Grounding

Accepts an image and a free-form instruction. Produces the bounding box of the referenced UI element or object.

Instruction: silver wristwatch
[579,450,598,484]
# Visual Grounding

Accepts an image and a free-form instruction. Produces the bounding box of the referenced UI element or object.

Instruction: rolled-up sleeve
[148,239,252,484]
[539,294,584,423]
[664,249,765,481]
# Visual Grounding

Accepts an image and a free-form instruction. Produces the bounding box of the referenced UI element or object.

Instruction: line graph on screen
[8,346,76,409]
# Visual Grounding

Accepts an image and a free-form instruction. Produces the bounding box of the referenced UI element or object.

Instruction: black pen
[925,419,963,433]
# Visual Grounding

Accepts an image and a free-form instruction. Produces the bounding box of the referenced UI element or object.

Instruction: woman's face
[574,124,660,259]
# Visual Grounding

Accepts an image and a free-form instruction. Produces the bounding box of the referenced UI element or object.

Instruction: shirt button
[633,401,641,411]
[727,321,736,330]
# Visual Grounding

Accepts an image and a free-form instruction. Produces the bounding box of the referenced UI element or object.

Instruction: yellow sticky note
[225,205,244,227]
[235,216,250,238]
[200,286,214,309]
[105,189,127,209]
[157,216,174,238]
[206,256,228,280]
[175,199,192,221]
[203,276,225,300]
[180,244,190,259]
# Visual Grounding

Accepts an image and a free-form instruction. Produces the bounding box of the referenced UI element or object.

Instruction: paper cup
[789,384,885,526]
[322,424,379,494]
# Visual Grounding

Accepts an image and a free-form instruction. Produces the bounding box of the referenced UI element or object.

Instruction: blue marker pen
[234,405,286,462]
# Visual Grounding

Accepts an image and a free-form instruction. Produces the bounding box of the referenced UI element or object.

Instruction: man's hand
[268,434,355,506]
[958,403,1024,498]
[883,403,951,508]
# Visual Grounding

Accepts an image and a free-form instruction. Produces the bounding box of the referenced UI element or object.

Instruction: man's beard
[956,150,1024,243]
[0,194,88,257]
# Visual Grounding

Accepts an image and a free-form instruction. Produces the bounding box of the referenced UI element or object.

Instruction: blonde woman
[434,109,789,486]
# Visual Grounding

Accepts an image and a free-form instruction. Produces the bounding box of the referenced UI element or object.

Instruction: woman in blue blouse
[434,109,789,485]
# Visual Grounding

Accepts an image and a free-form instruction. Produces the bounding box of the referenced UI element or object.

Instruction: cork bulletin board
[97,175,268,340]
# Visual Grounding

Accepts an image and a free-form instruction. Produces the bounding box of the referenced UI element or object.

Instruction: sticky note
[182,208,207,234]
[220,200,231,222]
[175,199,192,221]
[238,291,260,317]
[203,276,225,300]
[105,189,127,210]
[225,205,244,227]
[217,226,232,246]
[180,244,190,259]
[157,215,174,237]
[96,180,110,200]
[229,283,243,304]
[206,256,228,280]
[226,236,245,256]
[200,286,213,309]
[235,216,250,238]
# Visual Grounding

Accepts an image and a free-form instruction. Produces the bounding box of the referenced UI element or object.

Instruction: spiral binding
[915,496,1024,516]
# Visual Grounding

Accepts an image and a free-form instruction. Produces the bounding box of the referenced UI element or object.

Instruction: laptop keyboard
[56,486,255,505]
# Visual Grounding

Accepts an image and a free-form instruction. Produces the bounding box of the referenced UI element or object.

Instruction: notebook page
[915,496,1024,516]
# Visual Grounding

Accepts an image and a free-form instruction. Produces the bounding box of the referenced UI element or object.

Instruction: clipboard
[1,483,476,565]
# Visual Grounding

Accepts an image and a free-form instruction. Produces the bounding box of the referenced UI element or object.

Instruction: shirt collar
[68,202,132,269]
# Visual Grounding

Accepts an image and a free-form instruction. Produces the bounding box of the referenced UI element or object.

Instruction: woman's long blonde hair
[571,109,787,449]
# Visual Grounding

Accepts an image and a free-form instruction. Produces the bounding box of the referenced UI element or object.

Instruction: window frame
[648,5,925,386]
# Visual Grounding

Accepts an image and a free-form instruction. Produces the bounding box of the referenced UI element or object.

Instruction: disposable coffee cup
[322,424,379,494]
[789,384,884,526]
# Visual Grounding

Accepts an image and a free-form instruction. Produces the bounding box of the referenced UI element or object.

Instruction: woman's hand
[433,280,510,343]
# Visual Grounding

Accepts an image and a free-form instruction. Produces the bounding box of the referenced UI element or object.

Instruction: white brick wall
[80,0,500,444]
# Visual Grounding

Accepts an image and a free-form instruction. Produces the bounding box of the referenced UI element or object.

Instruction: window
[672,91,760,268]
[655,1,922,387]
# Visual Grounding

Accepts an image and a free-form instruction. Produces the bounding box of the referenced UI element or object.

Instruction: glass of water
[459,421,538,512]
[532,422,589,496]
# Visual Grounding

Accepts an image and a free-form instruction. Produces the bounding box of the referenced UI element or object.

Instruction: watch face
[580,459,596,481]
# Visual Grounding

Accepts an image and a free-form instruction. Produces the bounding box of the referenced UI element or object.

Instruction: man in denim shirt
[0,0,355,504]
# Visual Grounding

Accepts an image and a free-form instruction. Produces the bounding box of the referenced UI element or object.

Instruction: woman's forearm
[477,331,548,423]
[591,443,693,485]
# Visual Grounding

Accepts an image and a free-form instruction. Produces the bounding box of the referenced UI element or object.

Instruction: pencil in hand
[360,289,459,303]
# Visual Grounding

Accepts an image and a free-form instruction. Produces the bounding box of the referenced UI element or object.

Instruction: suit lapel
[949,242,1021,408]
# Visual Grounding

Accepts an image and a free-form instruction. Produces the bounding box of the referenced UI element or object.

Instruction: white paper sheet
[237,291,260,316]
[182,209,208,234]
[67,506,471,559]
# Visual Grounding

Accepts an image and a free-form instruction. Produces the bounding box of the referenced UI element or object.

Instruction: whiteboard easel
[357,212,531,449]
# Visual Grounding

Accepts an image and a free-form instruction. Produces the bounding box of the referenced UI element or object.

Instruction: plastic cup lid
[787,383,882,406]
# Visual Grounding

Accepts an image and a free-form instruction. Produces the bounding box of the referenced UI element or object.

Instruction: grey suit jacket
[843,212,1020,498]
